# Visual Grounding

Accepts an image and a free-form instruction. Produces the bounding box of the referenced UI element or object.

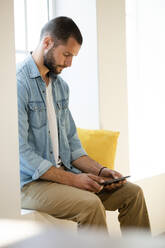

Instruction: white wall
[96,0,165,236]
[0,0,20,218]
[55,0,99,129]
[126,0,165,181]
[136,174,165,236]
[96,0,129,176]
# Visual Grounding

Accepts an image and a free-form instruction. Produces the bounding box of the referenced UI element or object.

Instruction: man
[17,16,150,233]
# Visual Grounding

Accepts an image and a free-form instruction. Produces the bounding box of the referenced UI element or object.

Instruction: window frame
[15,0,55,58]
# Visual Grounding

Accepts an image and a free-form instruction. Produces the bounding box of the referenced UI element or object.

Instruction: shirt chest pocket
[28,102,47,129]
[56,98,68,122]
[56,99,68,111]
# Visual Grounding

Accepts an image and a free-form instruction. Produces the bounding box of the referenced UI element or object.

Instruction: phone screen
[100,176,130,186]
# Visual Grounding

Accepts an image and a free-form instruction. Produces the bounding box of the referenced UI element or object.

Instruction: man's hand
[99,168,126,191]
[73,173,105,193]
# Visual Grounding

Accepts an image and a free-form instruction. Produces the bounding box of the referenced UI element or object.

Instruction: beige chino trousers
[21,180,150,233]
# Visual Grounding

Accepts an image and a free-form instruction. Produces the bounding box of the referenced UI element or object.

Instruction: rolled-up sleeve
[32,159,52,180]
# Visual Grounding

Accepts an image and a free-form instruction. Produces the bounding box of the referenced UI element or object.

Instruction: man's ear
[42,36,54,50]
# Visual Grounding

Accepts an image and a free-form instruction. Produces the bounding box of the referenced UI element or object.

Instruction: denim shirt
[17,55,87,188]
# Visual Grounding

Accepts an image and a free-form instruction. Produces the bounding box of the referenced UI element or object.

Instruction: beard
[43,47,65,75]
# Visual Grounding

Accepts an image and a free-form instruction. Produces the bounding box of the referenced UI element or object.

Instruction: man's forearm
[40,166,77,186]
[40,156,103,185]
[40,164,105,193]
[72,155,102,175]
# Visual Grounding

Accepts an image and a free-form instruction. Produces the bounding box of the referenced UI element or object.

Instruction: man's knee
[123,182,144,199]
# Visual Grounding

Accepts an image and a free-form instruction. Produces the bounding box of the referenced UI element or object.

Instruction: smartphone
[100,176,130,186]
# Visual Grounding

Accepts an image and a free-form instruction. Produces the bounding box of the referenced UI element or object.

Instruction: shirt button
[70,166,73,169]
[42,90,45,93]
[50,151,53,154]
[48,130,50,134]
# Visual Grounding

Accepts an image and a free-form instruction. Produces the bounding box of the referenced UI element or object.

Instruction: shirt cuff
[71,148,87,162]
[32,160,53,180]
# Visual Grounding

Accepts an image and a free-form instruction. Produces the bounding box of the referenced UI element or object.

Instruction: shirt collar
[27,53,58,83]
[26,53,41,79]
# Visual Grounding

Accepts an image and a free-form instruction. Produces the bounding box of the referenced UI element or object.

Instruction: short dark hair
[40,16,83,46]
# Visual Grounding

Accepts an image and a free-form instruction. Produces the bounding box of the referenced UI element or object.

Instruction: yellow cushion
[77,128,119,170]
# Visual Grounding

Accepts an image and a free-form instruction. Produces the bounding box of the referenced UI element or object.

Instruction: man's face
[43,37,81,74]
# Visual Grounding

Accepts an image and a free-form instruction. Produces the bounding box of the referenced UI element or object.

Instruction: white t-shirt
[46,81,61,168]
